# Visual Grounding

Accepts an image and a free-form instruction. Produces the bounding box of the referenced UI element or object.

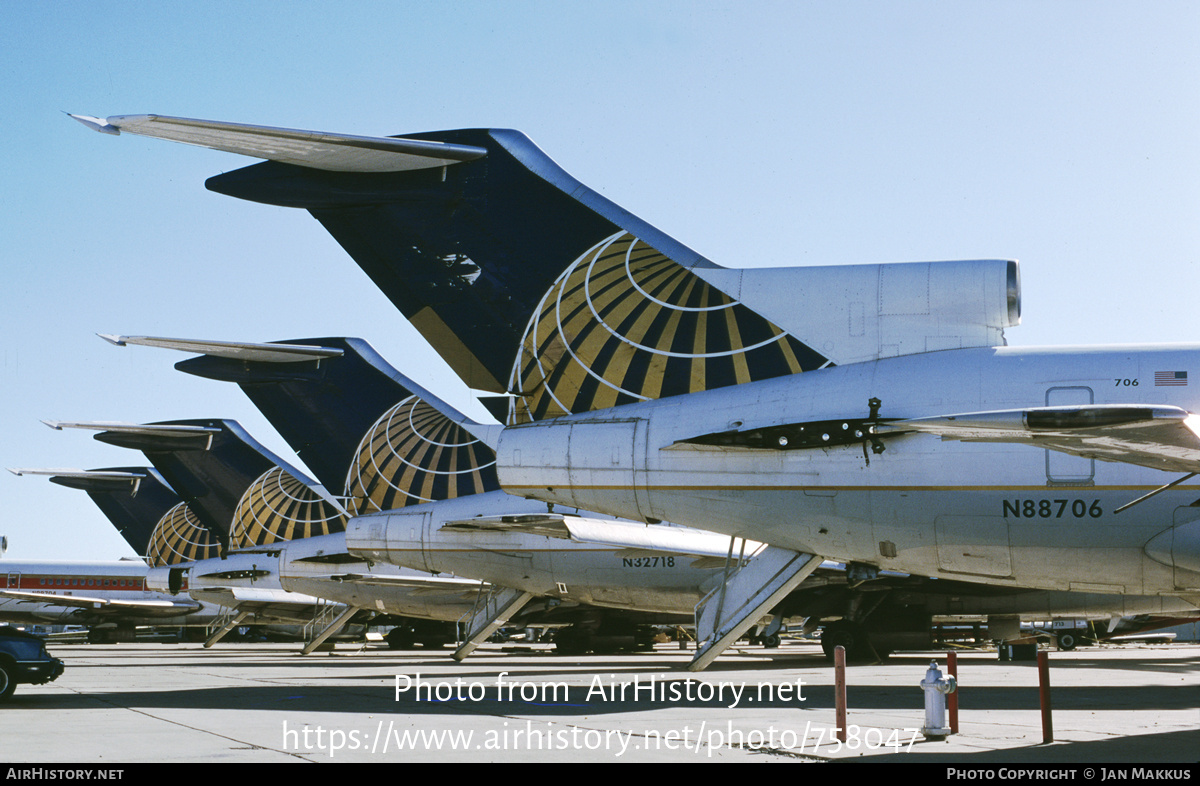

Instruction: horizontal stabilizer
[880,405,1200,474]
[69,114,487,173]
[45,418,338,549]
[99,334,344,363]
[11,466,181,561]
[105,332,501,455]
[43,421,221,440]
[7,468,146,487]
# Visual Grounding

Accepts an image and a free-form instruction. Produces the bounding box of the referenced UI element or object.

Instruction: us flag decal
[1154,371,1188,386]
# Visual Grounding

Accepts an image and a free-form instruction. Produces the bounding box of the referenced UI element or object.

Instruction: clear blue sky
[2,2,1198,560]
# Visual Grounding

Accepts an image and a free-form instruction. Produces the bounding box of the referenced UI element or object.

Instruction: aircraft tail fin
[9,466,177,558]
[201,127,750,402]
[103,334,502,515]
[47,419,347,551]
[80,115,814,409]
[79,114,1021,428]
[10,465,221,567]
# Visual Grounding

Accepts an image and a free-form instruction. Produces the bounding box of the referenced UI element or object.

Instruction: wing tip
[67,113,120,136]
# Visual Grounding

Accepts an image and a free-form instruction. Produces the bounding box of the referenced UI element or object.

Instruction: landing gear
[385,621,456,650]
[820,620,862,660]
[552,627,591,656]
[820,620,887,661]
[385,627,415,650]
[552,622,657,655]
[86,626,136,644]
[1057,632,1079,651]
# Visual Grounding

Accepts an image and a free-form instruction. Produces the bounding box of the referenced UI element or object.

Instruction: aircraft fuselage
[497,345,1200,597]
[0,560,210,626]
[345,491,734,614]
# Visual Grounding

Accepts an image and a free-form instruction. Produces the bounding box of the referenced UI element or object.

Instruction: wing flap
[441,514,572,539]
[70,114,487,173]
[562,518,763,560]
[188,586,336,620]
[880,405,1200,474]
[442,514,762,560]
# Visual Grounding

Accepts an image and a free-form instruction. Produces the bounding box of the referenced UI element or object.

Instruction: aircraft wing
[442,514,762,560]
[69,114,487,172]
[879,405,1200,474]
[187,586,338,621]
[327,574,482,595]
[0,590,201,617]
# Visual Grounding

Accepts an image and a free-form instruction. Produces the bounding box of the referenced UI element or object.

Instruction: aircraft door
[413,511,435,574]
[935,515,1013,578]
[5,573,19,589]
[1045,387,1094,485]
[566,420,644,519]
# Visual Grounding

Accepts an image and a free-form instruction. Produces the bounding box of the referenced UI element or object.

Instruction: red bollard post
[835,645,847,742]
[947,650,959,734]
[1038,649,1053,744]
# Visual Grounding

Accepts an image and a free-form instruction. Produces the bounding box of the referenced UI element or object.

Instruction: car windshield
[4,639,43,660]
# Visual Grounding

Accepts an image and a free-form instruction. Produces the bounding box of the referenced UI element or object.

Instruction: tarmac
[2,638,1197,764]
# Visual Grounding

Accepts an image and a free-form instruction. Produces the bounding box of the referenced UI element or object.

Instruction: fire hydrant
[920,660,957,739]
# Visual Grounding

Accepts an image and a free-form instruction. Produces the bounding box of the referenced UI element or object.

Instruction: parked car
[0,627,65,702]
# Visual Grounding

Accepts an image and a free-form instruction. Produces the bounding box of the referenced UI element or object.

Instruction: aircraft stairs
[453,585,535,661]
[689,544,820,671]
[300,601,359,655]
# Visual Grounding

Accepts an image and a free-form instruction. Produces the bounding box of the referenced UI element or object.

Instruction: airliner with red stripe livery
[0,559,205,640]
[5,467,219,642]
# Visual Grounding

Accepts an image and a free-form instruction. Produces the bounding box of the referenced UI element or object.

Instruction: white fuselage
[343,490,1199,623]
[496,345,1200,597]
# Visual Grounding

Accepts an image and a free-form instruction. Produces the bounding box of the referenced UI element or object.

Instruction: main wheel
[553,629,591,656]
[821,621,858,660]
[386,627,416,650]
[821,621,874,661]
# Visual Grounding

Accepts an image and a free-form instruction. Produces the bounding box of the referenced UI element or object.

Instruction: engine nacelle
[694,259,1019,365]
